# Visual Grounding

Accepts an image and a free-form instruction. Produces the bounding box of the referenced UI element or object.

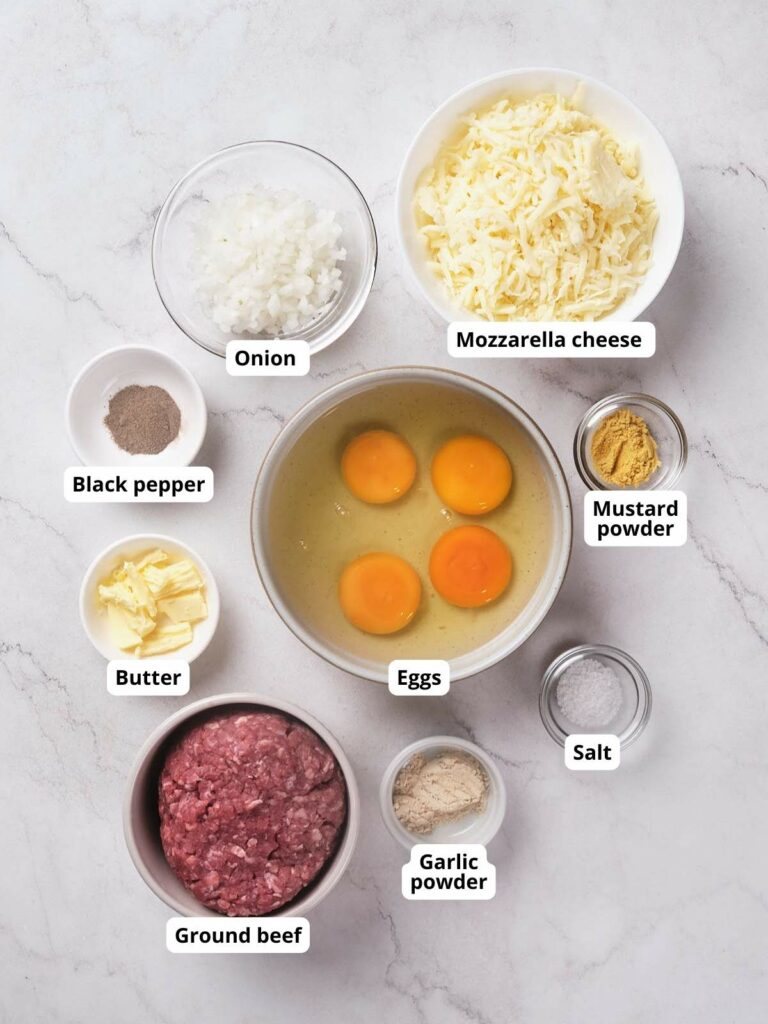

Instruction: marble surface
[2,1,767,1020]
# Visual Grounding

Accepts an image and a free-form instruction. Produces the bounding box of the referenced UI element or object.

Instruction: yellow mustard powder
[590,407,661,487]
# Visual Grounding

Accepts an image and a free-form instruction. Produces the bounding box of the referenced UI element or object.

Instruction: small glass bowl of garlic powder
[380,736,506,849]
[539,644,652,747]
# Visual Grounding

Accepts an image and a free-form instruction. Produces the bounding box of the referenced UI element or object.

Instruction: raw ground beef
[158,710,347,915]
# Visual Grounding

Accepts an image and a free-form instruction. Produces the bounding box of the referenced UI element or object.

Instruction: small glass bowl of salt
[539,644,651,747]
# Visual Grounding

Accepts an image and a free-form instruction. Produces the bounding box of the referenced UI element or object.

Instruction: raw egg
[429,525,512,608]
[341,429,417,504]
[431,435,512,515]
[339,552,422,634]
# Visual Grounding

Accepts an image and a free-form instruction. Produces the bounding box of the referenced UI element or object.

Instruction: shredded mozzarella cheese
[415,91,658,320]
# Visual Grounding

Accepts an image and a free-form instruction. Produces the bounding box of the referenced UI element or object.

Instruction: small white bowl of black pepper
[66,345,207,466]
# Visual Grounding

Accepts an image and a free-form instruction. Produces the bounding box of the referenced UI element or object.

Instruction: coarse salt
[556,656,623,728]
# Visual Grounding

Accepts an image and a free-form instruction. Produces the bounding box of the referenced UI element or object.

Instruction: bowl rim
[78,532,220,662]
[573,391,688,490]
[65,344,208,467]
[122,691,360,918]
[378,734,507,849]
[395,65,685,325]
[539,642,653,747]
[250,365,573,683]
[151,139,378,358]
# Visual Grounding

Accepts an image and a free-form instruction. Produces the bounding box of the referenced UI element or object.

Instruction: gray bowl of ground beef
[124,694,360,918]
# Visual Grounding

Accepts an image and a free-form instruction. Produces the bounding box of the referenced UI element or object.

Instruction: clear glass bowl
[152,141,377,357]
[539,643,652,748]
[574,392,687,491]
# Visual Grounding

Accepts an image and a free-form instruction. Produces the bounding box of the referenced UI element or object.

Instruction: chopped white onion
[193,186,346,335]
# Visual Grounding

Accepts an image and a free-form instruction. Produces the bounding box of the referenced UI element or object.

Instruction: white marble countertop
[3,1,767,1020]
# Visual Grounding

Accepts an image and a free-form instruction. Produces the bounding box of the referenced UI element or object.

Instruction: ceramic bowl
[66,345,207,467]
[251,366,572,683]
[79,533,219,662]
[124,693,360,917]
[397,67,684,324]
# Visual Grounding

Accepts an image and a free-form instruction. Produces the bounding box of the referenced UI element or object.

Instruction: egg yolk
[339,553,422,634]
[429,525,512,608]
[431,435,512,515]
[341,429,417,504]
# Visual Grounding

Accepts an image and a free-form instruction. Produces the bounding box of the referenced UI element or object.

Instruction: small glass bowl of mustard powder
[574,393,687,490]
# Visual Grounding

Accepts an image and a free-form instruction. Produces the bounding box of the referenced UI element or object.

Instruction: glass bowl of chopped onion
[539,643,652,748]
[152,141,377,357]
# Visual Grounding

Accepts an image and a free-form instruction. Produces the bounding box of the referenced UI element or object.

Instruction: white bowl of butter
[79,534,220,662]
[397,67,684,324]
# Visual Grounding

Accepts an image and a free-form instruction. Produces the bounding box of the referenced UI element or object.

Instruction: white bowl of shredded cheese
[397,68,684,324]
[153,142,377,356]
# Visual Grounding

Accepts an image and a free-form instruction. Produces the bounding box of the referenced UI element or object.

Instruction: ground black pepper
[104,384,181,455]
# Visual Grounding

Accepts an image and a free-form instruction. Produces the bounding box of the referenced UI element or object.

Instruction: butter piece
[107,604,142,650]
[139,622,193,657]
[97,549,207,657]
[143,559,204,598]
[98,577,140,613]
[121,604,157,639]
[157,591,208,624]
[135,549,170,570]
[123,562,157,617]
